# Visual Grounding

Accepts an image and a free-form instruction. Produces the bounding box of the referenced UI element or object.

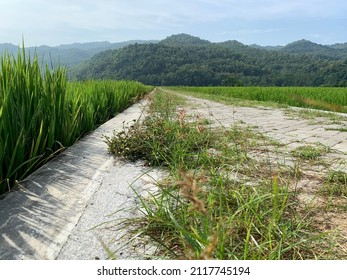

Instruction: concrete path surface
[0,98,163,260]
[176,92,347,168]
[1,90,347,259]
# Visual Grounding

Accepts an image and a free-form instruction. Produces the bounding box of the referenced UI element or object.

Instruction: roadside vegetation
[169,86,347,113]
[0,48,151,195]
[105,90,345,260]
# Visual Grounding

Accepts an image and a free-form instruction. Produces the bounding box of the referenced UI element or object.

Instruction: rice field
[0,49,151,195]
[170,86,347,112]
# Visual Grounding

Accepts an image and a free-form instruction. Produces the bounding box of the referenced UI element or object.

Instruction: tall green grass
[0,48,151,195]
[170,86,347,112]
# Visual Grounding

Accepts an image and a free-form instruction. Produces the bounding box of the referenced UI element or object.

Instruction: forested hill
[0,40,158,68]
[72,34,347,86]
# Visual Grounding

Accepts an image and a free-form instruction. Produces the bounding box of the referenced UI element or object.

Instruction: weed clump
[105,90,339,260]
[320,170,347,197]
[105,95,214,169]
[292,144,329,160]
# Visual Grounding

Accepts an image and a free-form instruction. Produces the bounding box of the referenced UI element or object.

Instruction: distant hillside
[330,43,347,50]
[281,39,329,53]
[0,43,18,54]
[72,34,347,86]
[249,44,283,51]
[279,39,347,59]
[0,40,158,68]
[160,33,211,46]
[56,40,158,54]
[2,34,347,86]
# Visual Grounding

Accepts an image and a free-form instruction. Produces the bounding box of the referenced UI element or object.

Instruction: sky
[1,0,347,47]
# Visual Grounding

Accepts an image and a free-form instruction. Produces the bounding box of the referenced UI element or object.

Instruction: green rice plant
[0,49,65,193]
[0,46,151,195]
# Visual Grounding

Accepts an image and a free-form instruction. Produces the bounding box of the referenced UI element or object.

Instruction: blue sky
[1,0,346,47]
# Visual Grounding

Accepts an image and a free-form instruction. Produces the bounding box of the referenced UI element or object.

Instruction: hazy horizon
[1,34,347,49]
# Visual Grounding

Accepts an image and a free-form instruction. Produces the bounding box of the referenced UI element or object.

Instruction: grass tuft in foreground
[106,90,337,259]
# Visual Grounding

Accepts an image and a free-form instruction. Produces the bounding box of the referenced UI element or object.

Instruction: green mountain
[0,40,158,68]
[72,34,347,86]
[249,44,283,51]
[160,33,211,46]
[279,39,347,59]
[2,34,346,86]
[330,43,347,50]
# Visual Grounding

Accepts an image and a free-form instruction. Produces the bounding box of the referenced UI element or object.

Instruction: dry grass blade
[176,172,208,215]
